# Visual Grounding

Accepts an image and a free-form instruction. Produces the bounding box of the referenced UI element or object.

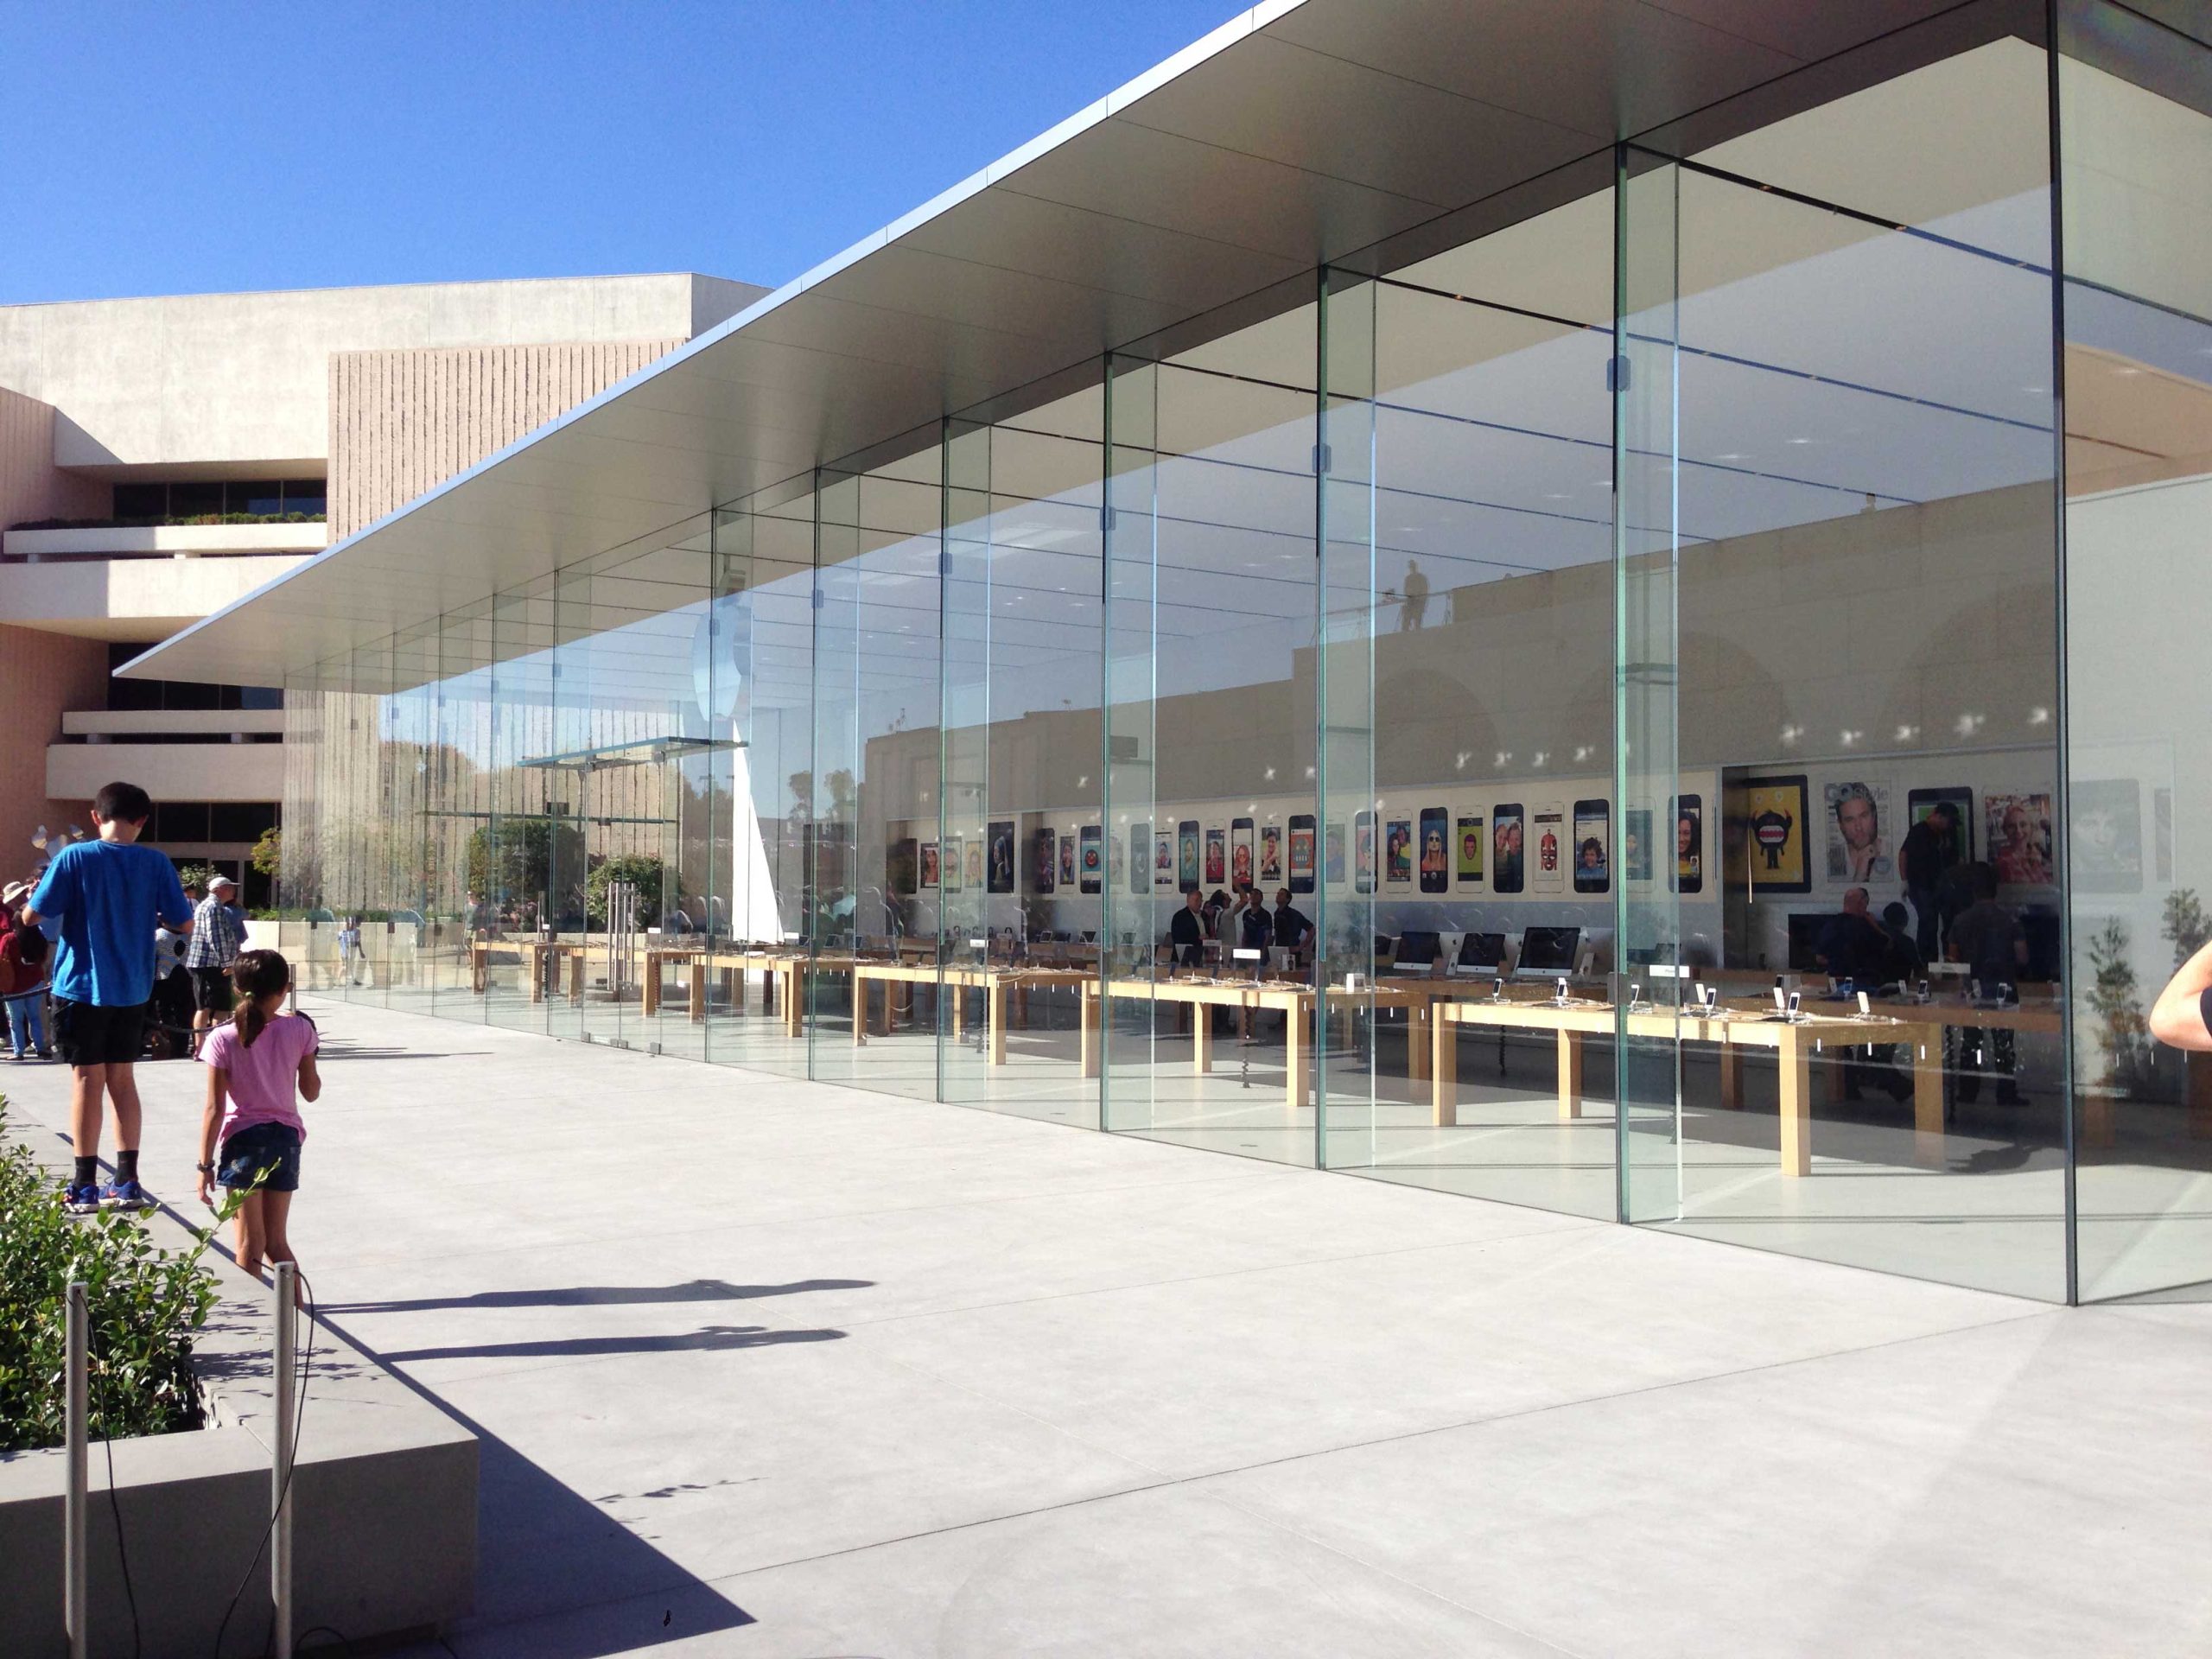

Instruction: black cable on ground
[209,1262,317,1659]
[98,1378,144,1659]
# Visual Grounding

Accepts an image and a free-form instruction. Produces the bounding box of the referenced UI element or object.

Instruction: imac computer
[1516,925,1582,979]
[1452,931,1509,976]
[1391,930,1443,971]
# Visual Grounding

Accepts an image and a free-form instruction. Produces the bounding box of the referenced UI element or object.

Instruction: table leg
[784,969,804,1037]
[1557,1029,1584,1121]
[1408,999,1431,1083]
[1432,1014,1458,1128]
[877,976,894,1037]
[1194,1007,1214,1074]
[952,987,966,1040]
[530,949,544,1005]
[1911,1027,1944,1166]
[852,977,868,1045]
[569,952,585,1001]
[1081,986,1101,1079]
[690,965,707,1024]
[643,962,661,1018]
[988,984,1007,1065]
[1780,1027,1813,1177]
[1719,1044,1743,1110]
[1286,1003,1309,1114]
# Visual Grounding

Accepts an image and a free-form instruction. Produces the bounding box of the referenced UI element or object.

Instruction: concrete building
[0,273,760,899]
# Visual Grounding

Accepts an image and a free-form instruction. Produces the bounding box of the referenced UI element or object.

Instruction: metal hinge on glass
[810,587,824,610]
[1312,442,1332,475]
[1605,355,1632,392]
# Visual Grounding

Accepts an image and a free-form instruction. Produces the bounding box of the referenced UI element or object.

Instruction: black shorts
[191,964,235,1013]
[53,999,147,1067]
[217,1121,302,1192]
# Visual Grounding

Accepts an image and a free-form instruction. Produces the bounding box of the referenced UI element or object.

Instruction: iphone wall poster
[1287,815,1316,893]
[1572,798,1610,894]
[1532,802,1565,893]
[1080,825,1103,893]
[1418,806,1448,893]
[1230,817,1254,891]
[1205,826,1225,886]
[1385,817,1413,886]
[1455,811,1484,888]
[1355,810,1376,894]
[1492,804,1524,893]
[1259,823,1282,885]
[1178,820,1200,891]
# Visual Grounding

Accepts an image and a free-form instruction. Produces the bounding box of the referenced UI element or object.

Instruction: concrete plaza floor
[7,995,2212,1656]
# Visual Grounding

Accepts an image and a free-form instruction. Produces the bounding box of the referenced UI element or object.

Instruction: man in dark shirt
[1897,804,1960,960]
[1167,887,1207,969]
[1816,887,1891,984]
[1272,887,1313,959]
[1948,865,2027,1105]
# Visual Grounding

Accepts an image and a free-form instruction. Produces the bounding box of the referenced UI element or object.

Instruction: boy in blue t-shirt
[26,781,194,1214]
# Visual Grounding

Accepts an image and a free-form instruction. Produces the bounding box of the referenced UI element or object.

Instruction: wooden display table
[850,962,1094,1063]
[468,938,582,1001]
[1080,976,1420,1116]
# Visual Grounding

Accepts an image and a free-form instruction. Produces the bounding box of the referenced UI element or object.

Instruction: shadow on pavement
[375,1325,846,1364]
[327,1277,872,1315]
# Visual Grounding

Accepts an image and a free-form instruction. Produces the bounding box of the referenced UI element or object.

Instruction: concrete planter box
[0,1149,475,1656]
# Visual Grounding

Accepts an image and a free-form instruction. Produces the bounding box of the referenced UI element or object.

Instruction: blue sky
[0,0,1236,305]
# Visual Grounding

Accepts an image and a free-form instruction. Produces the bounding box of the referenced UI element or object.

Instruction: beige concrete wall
[0,552,311,641]
[48,739,283,806]
[0,274,759,475]
[0,385,105,528]
[0,622,110,878]
[327,340,683,538]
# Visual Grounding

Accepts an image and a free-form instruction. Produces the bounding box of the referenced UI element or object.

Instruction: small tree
[175,861,222,893]
[250,826,283,885]
[2086,917,2159,1097]
[586,854,665,927]
[2162,887,2209,969]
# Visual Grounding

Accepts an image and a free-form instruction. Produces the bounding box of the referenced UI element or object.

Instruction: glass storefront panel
[2059,0,2212,1302]
[810,450,944,1098]
[1322,183,1625,1219]
[1101,294,1323,1166]
[943,385,1106,1126]
[706,490,817,1077]
[1622,43,2068,1299]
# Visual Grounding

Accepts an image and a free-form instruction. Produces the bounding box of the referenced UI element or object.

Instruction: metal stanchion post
[272,1262,297,1659]
[65,1280,88,1659]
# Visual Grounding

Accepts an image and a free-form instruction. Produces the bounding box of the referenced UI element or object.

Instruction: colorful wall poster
[1743,776,1809,894]
[1230,819,1254,890]
[1622,808,1652,886]
[1033,829,1057,893]
[1385,817,1414,886]
[1532,802,1564,893]
[1288,816,1316,894]
[1572,799,1609,893]
[943,834,963,893]
[920,842,940,889]
[1454,811,1484,887]
[1205,826,1225,886]
[1155,830,1175,887]
[1822,779,1894,884]
[1080,824,1103,893]
[1178,820,1201,891]
[1060,833,1076,887]
[1130,823,1150,894]
[1325,822,1347,887]
[1675,796,1702,894]
[1260,823,1283,885]
[1986,791,2055,887]
[1492,804,1524,893]
[987,820,1015,894]
[1355,810,1376,893]
[1418,806,1448,893]
[964,837,985,892]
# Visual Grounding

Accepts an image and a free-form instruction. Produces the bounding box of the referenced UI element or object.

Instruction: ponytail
[227,949,290,1048]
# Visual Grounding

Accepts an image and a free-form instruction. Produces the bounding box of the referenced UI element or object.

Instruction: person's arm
[198,1064,227,1206]
[2151,941,2212,1051]
[298,1050,321,1103]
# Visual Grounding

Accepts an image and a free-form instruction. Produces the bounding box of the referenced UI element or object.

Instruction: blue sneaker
[61,1182,102,1217]
[100,1179,155,1213]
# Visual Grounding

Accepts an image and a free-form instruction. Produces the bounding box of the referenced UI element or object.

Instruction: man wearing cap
[185,872,245,1057]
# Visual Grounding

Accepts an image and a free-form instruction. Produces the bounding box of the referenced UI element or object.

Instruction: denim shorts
[218,1122,302,1192]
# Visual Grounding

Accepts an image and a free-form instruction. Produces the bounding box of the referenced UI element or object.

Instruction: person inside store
[1948,863,2027,1106]
[1816,887,1891,984]
[1168,887,1207,969]
[1818,887,1910,1103]
[1272,887,1313,963]
[1233,887,1274,955]
[1878,900,1926,983]
[1897,803,1961,960]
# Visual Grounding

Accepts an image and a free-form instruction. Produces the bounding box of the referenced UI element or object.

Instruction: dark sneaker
[100,1179,156,1213]
[61,1182,103,1217]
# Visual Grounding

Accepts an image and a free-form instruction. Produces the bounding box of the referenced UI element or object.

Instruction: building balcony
[3,520,328,560]
[0,551,312,640]
[48,717,284,804]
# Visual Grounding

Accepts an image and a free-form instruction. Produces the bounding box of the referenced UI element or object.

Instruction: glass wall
[279,5,2212,1301]
[2059,0,2212,1302]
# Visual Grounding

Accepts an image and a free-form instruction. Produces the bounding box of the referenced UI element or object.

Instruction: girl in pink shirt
[195,950,321,1285]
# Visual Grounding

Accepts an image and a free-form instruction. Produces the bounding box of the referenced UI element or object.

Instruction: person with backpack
[2,882,54,1061]
[23,782,195,1213]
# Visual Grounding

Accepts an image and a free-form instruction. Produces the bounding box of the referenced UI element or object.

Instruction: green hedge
[0,1103,222,1452]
